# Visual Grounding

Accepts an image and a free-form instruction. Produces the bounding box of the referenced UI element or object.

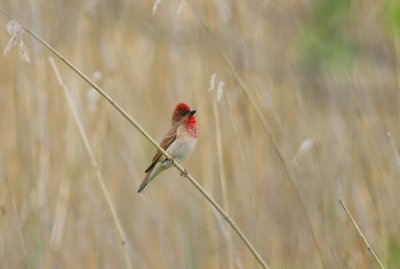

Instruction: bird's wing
[145,124,178,173]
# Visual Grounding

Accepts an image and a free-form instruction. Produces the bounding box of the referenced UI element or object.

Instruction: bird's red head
[172,102,196,125]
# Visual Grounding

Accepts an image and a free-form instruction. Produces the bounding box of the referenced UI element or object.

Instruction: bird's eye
[180,110,187,116]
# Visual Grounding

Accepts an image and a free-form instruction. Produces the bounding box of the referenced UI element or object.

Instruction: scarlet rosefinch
[137,102,199,193]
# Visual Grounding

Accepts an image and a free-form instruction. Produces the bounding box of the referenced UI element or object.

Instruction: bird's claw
[180,169,188,177]
[167,158,188,177]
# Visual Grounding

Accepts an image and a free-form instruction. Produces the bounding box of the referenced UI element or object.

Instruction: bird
[137,102,199,193]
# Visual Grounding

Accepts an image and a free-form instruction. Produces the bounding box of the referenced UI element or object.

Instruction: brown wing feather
[144,125,178,173]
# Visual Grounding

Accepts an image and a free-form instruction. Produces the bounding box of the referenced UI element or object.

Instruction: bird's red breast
[185,116,199,138]
[137,102,198,193]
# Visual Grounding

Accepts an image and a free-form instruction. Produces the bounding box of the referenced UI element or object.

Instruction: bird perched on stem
[137,102,199,193]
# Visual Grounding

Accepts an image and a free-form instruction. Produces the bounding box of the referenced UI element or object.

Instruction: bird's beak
[188,109,196,116]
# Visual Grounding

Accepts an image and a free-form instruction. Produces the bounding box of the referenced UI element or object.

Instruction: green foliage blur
[298,0,356,73]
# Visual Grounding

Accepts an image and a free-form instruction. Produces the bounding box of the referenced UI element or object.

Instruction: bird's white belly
[166,134,197,163]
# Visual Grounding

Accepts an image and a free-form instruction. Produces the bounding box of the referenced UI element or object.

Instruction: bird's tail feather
[137,163,167,194]
[137,173,152,194]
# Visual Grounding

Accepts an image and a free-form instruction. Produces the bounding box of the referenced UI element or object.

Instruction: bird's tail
[137,173,152,194]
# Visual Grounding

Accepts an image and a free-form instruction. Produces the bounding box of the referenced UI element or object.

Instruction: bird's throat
[185,118,199,138]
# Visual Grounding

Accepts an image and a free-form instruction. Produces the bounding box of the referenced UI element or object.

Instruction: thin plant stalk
[222,95,248,168]
[0,10,271,269]
[48,57,133,269]
[338,199,386,269]
[212,92,234,269]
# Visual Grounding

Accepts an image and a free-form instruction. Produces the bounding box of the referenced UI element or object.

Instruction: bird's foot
[180,169,188,177]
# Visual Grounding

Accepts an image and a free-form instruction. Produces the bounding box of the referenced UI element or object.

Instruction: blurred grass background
[0,0,400,268]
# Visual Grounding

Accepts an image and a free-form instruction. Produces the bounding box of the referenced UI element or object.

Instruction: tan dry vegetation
[0,0,399,268]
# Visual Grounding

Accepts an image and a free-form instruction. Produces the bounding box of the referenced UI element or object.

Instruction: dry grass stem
[48,57,133,269]
[221,96,248,168]
[339,199,386,269]
[211,89,234,269]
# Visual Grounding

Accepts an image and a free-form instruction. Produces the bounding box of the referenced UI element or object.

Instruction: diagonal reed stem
[339,199,386,269]
[0,9,271,269]
[186,3,328,268]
